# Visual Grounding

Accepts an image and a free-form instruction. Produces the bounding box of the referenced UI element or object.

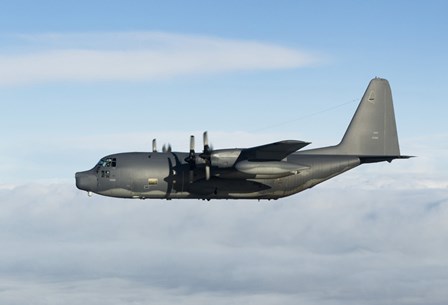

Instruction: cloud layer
[0,32,320,86]
[0,183,447,304]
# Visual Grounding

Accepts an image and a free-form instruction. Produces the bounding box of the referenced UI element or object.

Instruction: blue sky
[1,1,447,183]
[1,1,448,304]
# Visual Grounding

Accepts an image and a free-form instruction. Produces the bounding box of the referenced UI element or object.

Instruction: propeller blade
[162,144,172,153]
[190,135,195,152]
[189,170,194,184]
[185,135,196,163]
[152,139,157,152]
[185,135,196,183]
[205,164,210,181]
[203,131,210,154]
[201,131,211,180]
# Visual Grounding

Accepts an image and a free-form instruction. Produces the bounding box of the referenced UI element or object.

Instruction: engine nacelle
[210,149,242,168]
[235,160,308,179]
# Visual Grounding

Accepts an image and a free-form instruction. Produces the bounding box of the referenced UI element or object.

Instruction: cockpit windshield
[96,157,117,168]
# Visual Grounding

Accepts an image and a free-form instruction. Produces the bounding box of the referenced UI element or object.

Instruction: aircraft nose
[75,170,97,192]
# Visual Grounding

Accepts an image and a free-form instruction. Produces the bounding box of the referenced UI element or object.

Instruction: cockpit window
[97,157,117,168]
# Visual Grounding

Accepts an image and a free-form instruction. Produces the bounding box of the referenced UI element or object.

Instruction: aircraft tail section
[338,77,400,156]
[303,78,408,160]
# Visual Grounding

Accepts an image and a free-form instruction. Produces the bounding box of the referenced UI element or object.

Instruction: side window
[101,170,111,178]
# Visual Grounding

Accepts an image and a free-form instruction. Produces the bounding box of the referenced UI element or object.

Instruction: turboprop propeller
[184,131,213,182]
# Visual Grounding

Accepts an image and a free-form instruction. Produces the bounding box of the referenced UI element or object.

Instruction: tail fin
[337,77,400,156]
[303,78,408,160]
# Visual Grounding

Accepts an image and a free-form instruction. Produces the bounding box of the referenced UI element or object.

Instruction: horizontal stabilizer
[359,155,414,164]
[238,140,310,161]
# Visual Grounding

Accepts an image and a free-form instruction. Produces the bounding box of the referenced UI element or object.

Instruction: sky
[0,1,447,304]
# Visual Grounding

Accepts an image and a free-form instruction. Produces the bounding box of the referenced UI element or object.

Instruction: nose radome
[75,170,97,192]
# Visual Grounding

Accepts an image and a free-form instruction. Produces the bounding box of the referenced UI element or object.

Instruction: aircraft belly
[99,187,132,198]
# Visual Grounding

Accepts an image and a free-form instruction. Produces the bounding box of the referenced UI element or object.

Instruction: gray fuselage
[75,151,360,200]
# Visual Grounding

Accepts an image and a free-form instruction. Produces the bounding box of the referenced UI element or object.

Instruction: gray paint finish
[304,78,400,156]
[75,78,410,200]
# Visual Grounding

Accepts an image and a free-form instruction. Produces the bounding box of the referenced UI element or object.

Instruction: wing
[237,140,310,162]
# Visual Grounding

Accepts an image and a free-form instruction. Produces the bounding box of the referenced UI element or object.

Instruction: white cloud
[0,277,316,305]
[0,32,320,86]
[0,183,447,304]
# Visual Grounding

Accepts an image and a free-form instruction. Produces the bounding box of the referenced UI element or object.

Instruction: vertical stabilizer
[338,78,400,156]
[302,78,404,158]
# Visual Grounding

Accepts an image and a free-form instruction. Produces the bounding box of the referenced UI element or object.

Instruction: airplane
[75,77,410,200]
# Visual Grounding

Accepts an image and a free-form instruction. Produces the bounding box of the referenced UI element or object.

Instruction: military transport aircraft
[76,78,410,200]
